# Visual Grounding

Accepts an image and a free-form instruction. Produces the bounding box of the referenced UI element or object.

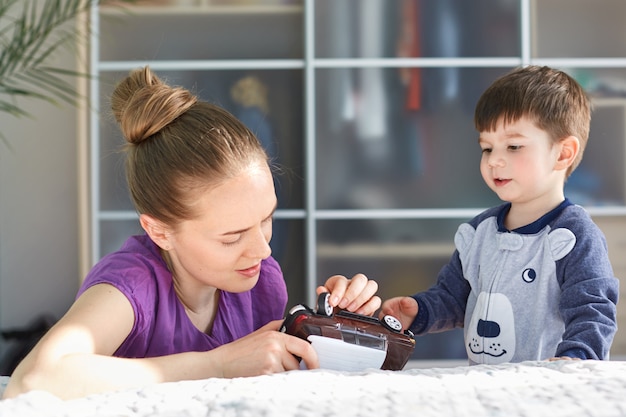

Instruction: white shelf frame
[87,0,626,301]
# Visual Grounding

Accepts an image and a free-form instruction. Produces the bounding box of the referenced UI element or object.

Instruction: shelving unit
[87,0,626,360]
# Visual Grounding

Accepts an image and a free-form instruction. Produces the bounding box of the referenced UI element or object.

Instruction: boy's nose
[487,152,505,168]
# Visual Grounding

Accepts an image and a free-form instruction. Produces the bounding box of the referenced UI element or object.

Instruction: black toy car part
[280,293,416,371]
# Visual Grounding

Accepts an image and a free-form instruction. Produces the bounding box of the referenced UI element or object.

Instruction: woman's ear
[139,214,172,251]
[555,136,580,171]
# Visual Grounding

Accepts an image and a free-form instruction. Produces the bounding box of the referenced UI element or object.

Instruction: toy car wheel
[316,292,333,317]
[381,315,403,333]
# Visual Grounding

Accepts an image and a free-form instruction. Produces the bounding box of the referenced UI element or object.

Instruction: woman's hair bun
[111,66,198,144]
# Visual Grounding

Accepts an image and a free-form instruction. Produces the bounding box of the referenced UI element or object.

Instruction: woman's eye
[222,236,242,246]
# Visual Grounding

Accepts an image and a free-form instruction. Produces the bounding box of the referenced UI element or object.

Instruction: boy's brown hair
[474,65,591,176]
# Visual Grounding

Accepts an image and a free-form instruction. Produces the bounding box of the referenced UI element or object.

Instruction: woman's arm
[3,284,317,400]
[4,283,139,398]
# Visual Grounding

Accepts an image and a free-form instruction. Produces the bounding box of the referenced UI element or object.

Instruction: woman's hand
[379,296,418,331]
[316,273,380,316]
[213,320,319,378]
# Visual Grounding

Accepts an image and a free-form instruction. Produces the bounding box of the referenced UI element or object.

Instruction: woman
[4,67,380,399]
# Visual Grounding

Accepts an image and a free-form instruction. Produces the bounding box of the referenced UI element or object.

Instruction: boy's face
[478,116,565,207]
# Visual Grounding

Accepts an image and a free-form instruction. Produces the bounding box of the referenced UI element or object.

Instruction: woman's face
[164,161,277,293]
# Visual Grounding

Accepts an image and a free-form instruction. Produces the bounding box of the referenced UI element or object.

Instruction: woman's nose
[246,226,272,260]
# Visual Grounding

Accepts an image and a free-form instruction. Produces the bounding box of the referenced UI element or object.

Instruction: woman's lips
[237,263,261,278]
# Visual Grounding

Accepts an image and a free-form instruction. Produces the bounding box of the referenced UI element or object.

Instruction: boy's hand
[316,273,380,316]
[379,296,418,331]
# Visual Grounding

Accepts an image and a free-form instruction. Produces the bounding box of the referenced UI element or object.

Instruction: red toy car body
[280,293,416,371]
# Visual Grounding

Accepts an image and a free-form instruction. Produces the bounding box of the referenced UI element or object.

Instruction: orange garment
[398,0,421,110]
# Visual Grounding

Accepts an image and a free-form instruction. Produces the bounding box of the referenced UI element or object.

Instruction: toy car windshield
[280,293,416,371]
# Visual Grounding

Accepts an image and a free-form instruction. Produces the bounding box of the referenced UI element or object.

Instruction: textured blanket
[1,360,625,417]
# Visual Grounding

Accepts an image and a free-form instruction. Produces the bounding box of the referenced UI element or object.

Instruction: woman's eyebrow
[220,202,278,236]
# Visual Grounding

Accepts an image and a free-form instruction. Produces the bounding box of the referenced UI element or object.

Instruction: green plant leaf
[0,0,136,148]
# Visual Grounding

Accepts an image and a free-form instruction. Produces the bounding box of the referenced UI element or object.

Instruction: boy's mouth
[494,178,511,187]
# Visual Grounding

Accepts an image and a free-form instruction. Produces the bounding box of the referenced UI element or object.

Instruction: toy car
[280,292,416,371]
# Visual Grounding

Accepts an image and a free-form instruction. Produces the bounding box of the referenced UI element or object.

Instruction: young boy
[380,65,619,364]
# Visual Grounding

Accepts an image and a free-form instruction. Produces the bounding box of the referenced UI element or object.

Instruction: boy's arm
[411,250,471,334]
[556,224,619,360]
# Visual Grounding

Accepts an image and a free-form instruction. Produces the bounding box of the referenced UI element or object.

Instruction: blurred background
[2,0,626,365]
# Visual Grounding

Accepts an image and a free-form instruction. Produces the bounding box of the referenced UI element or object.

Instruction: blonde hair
[111,66,269,226]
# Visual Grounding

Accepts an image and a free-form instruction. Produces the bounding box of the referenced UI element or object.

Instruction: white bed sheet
[1,360,625,417]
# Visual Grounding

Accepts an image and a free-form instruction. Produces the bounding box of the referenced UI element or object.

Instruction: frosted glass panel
[97,72,133,211]
[99,220,143,259]
[533,0,626,58]
[98,70,304,211]
[272,219,306,310]
[99,4,303,61]
[315,67,510,210]
[315,0,520,58]
[563,68,626,206]
[316,219,468,360]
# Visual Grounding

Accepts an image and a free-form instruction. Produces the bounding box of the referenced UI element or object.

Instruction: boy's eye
[508,145,522,151]
[481,148,492,154]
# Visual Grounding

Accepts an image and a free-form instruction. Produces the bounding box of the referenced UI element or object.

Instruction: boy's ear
[139,214,172,251]
[555,136,580,171]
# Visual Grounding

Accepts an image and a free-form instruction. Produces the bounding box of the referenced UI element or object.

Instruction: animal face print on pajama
[457,219,576,364]
[466,292,515,363]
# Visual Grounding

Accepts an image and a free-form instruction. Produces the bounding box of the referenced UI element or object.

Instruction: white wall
[0,78,81,330]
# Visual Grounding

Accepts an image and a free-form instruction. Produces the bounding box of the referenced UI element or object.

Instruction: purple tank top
[77,234,288,358]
